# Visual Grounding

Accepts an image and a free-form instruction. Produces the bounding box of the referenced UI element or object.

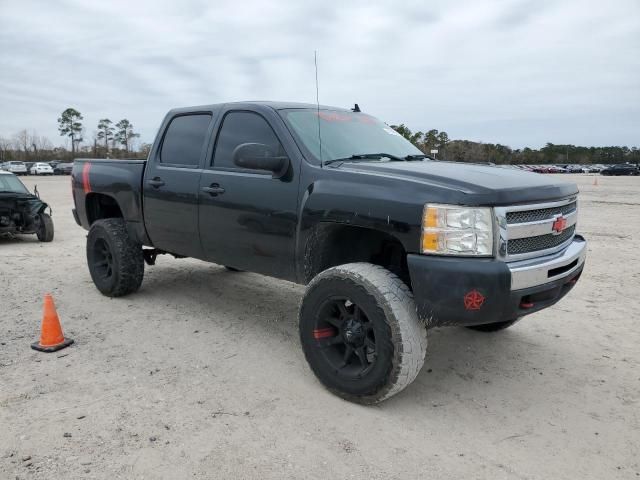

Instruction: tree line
[57,107,145,157]
[0,107,150,163]
[1,110,637,165]
[389,124,640,165]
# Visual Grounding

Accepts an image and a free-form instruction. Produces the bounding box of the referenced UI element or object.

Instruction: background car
[30,162,54,175]
[53,162,73,175]
[601,164,640,176]
[1,161,28,175]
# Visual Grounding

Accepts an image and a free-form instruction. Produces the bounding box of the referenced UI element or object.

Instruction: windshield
[0,174,30,193]
[280,109,423,163]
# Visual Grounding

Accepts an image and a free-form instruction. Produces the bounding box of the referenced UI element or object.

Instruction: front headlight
[421,204,494,256]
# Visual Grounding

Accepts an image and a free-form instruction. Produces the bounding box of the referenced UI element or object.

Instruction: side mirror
[232,143,289,178]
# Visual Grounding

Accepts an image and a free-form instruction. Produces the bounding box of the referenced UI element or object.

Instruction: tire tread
[87,218,144,297]
[302,262,427,404]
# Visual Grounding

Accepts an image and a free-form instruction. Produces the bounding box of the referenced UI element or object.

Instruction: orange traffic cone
[31,294,74,352]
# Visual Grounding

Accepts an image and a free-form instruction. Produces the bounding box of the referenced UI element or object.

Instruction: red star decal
[552,215,567,234]
[464,290,485,310]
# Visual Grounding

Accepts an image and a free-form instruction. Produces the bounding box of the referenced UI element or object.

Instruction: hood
[335,161,579,205]
[0,192,49,216]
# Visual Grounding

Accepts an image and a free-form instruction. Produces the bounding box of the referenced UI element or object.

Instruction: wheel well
[304,224,411,288]
[86,193,123,225]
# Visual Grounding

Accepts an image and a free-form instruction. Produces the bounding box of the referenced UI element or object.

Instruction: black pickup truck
[71,102,586,404]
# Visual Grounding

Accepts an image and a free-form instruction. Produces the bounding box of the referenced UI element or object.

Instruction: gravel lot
[1,173,639,479]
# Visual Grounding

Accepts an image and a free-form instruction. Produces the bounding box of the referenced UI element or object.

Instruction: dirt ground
[1,173,638,479]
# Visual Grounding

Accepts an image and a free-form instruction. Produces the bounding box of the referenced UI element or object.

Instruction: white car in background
[2,161,28,175]
[30,162,54,175]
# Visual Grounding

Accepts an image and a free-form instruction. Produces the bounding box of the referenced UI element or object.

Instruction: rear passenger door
[198,107,300,280]
[143,113,213,258]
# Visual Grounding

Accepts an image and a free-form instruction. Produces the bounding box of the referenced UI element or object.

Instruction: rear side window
[212,111,284,170]
[160,114,211,166]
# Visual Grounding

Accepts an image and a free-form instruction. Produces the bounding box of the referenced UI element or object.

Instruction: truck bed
[72,158,149,244]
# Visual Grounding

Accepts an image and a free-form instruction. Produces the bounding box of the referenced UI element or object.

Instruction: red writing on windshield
[316,112,352,122]
[316,112,377,124]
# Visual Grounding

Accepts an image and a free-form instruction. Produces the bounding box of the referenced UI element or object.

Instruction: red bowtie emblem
[552,215,567,234]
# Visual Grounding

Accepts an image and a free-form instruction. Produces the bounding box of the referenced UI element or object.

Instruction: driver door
[198,109,299,280]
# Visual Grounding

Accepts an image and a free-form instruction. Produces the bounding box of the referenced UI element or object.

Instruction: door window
[212,111,284,170]
[160,114,211,166]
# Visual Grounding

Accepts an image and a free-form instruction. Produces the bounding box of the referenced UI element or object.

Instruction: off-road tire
[299,263,427,404]
[36,213,54,242]
[86,218,144,297]
[466,318,520,332]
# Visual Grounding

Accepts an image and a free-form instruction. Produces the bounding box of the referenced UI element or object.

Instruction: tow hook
[520,298,534,309]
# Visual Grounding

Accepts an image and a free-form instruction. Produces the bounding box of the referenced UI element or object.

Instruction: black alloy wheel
[312,297,378,379]
[92,237,115,281]
[299,263,427,404]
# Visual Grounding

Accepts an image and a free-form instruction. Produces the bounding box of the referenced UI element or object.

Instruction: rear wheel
[299,263,427,404]
[466,318,520,332]
[36,213,54,242]
[87,218,144,297]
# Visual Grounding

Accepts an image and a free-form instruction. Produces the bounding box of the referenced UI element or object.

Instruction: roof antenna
[351,103,361,112]
[314,50,323,167]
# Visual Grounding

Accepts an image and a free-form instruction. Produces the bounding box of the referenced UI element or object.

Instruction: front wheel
[299,263,427,404]
[87,218,144,297]
[36,213,54,242]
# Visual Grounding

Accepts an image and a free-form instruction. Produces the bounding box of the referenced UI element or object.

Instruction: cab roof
[167,101,351,116]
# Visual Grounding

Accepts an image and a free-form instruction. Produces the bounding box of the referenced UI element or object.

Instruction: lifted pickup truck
[72,102,586,404]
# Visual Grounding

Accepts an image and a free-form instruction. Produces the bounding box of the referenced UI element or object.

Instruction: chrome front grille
[495,197,578,261]
[507,225,576,255]
[506,202,577,224]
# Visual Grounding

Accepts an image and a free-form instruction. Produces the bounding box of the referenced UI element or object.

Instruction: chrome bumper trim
[509,236,586,290]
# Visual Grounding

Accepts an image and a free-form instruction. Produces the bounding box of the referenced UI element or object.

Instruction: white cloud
[0,0,637,148]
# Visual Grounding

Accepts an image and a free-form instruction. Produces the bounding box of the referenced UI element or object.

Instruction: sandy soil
[1,173,639,479]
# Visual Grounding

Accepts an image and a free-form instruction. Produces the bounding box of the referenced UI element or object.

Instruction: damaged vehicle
[0,170,54,241]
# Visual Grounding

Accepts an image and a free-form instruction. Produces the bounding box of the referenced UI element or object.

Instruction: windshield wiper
[323,153,405,166]
[404,154,430,160]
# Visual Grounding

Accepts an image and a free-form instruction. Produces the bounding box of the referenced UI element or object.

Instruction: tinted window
[280,109,422,162]
[213,111,284,170]
[160,114,211,166]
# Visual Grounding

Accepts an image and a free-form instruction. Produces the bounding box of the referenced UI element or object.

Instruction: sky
[0,0,638,149]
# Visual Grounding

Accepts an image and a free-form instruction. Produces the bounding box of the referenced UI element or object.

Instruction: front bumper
[408,235,586,327]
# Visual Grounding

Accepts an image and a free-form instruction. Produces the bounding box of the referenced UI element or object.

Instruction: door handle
[148,177,165,188]
[202,184,225,196]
